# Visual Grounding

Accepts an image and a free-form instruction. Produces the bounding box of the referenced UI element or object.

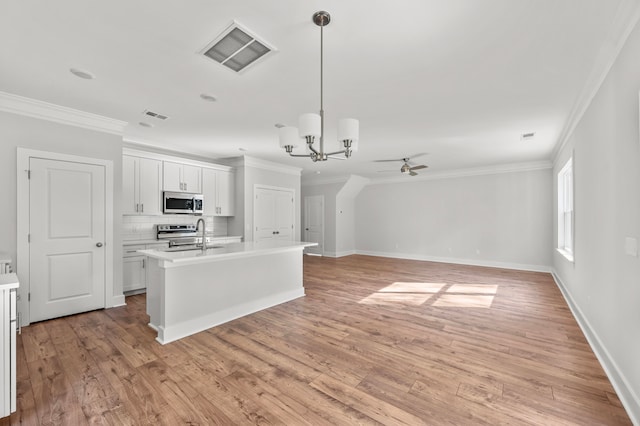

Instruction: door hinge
[28,293,30,302]
[27,234,30,243]
[26,170,31,179]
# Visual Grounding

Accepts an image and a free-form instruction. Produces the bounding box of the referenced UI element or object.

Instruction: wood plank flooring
[3,255,631,425]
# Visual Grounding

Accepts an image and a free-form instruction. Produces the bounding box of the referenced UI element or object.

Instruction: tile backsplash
[122,215,229,241]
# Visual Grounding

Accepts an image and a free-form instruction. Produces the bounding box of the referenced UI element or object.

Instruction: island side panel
[156,248,305,344]
[145,258,164,331]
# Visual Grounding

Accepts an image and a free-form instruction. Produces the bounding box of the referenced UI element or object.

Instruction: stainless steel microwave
[163,192,204,215]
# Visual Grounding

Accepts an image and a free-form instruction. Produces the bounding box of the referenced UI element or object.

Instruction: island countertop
[138,240,317,268]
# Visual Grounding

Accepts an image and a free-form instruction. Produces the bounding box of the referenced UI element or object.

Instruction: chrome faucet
[196,218,206,253]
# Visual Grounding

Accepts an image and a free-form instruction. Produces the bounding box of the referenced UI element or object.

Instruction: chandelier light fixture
[278,11,359,162]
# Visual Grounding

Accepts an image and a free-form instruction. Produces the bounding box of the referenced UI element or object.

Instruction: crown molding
[367,160,552,185]
[551,0,640,164]
[301,175,352,187]
[0,91,127,135]
[233,155,302,176]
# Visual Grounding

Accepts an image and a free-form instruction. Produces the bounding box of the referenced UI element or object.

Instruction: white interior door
[304,195,324,255]
[29,158,106,322]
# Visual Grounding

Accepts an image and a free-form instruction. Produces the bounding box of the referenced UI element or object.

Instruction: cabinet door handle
[142,259,145,269]
[135,203,139,212]
[141,203,144,213]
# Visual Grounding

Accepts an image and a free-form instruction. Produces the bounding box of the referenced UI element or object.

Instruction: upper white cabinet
[202,168,235,216]
[163,161,201,193]
[123,155,162,215]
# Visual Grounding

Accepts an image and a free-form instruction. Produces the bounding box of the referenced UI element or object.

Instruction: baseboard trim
[355,250,552,273]
[110,294,126,308]
[551,271,640,425]
[324,250,357,258]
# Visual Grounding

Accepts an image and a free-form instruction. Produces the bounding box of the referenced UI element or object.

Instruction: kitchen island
[138,240,316,344]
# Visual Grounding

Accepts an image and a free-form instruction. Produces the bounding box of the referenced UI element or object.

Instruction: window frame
[557,157,574,262]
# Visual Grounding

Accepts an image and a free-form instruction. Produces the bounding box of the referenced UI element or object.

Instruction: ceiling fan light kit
[278,11,359,162]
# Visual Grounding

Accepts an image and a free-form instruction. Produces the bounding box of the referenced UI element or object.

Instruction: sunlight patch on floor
[359,282,498,308]
[359,282,446,306]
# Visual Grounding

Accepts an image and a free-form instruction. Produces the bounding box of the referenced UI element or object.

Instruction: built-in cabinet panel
[254,187,294,242]
[163,161,201,193]
[202,168,235,216]
[123,155,162,215]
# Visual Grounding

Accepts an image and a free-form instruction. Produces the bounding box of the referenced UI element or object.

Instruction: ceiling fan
[375,153,429,176]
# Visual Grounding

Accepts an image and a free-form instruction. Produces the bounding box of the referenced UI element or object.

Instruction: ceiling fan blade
[409,153,428,160]
[374,159,405,163]
[409,171,418,176]
[410,164,428,171]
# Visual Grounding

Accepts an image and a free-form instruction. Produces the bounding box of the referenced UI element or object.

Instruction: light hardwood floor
[3,255,632,425]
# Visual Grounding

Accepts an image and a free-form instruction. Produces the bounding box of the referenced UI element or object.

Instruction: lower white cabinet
[0,274,18,418]
[123,243,169,293]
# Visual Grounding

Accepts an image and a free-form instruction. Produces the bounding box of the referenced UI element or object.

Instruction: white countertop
[0,273,19,290]
[139,240,317,267]
[123,236,243,246]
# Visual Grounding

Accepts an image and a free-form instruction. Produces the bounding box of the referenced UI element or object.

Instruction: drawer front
[123,245,146,257]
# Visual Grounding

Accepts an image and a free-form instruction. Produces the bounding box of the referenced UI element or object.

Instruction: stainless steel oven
[163,192,204,215]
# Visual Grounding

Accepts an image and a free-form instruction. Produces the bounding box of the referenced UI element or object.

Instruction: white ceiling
[1,1,637,183]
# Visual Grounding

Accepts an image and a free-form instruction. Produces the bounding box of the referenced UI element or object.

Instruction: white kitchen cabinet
[123,242,168,293]
[123,244,146,293]
[163,161,201,193]
[123,155,162,215]
[202,168,235,216]
[0,274,18,418]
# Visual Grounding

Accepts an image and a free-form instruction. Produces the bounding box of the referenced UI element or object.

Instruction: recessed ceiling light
[274,123,285,128]
[238,148,247,152]
[69,68,95,80]
[200,93,217,102]
[139,122,154,128]
[521,132,536,141]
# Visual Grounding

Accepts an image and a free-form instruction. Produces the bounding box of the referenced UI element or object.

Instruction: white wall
[552,17,640,422]
[0,111,124,301]
[355,168,553,271]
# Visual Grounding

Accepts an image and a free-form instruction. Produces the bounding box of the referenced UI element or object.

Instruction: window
[557,157,574,261]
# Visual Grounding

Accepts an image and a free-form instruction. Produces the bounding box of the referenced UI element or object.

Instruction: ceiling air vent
[143,110,169,120]
[200,21,276,73]
[521,132,536,141]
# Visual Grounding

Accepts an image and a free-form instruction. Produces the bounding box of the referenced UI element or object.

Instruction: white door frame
[16,148,114,326]
[253,184,295,242]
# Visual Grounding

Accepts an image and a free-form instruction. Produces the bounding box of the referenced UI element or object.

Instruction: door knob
[305,228,309,231]
[96,242,103,247]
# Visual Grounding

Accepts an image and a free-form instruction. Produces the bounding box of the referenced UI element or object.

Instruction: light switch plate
[624,237,638,257]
